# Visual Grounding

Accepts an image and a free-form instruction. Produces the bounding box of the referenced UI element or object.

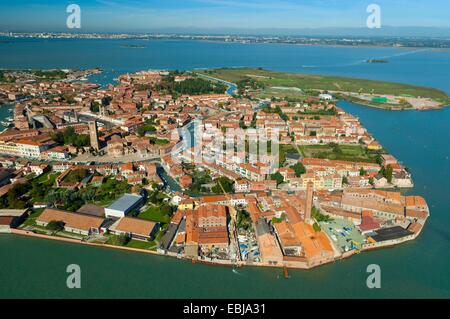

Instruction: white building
[0,141,21,157]
[29,164,48,176]
[16,140,50,159]
[319,94,333,101]
[45,147,70,160]
[105,194,145,219]
[234,180,249,193]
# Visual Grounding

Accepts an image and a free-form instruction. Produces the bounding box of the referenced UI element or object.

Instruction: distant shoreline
[1,34,449,50]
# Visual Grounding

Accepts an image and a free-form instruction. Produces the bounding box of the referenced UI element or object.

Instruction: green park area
[138,206,172,223]
[299,144,382,163]
[197,68,450,106]
[1,170,131,212]
[106,234,155,250]
[105,223,169,251]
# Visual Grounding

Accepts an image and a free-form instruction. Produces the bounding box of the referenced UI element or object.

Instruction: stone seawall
[7,228,407,271]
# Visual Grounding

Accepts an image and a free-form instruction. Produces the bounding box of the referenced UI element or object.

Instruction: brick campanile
[89,120,100,151]
[305,181,314,224]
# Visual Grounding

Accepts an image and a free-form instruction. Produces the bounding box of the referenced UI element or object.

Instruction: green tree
[360,167,366,176]
[52,127,90,148]
[45,190,63,208]
[64,127,75,144]
[312,206,333,222]
[280,113,289,122]
[90,101,100,113]
[271,172,284,185]
[137,124,157,137]
[291,163,306,177]
[313,222,321,232]
[236,210,252,231]
[73,134,90,148]
[384,164,393,183]
[212,177,234,194]
[0,183,31,209]
[51,131,65,144]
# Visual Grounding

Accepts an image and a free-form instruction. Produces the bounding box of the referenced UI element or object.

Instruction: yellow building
[368,141,383,151]
[178,199,197,211]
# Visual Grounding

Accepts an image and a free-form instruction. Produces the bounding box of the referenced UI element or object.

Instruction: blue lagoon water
[0,38,449,298]
[1,38,449,93]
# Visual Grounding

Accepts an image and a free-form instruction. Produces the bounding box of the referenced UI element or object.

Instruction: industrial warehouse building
[109,217,159,241]
[36,208,105,236]
[104,194,144,218]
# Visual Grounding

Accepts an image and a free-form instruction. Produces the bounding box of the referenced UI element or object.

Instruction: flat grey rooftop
[372,226,413,242]
[77,204,105,217]
[107,194,143,212]
[160,222,180,250]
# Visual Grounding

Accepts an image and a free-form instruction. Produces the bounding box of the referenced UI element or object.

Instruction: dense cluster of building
[0,69,429,269]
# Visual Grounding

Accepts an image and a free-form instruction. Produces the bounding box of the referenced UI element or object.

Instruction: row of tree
[52,126,90,148]
[156,77,227,96]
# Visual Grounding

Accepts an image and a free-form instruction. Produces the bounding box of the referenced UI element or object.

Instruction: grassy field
[125,239,157,250]
[105,224,168,251]
[197,68,450,106]
[35,172,59,184]
[106,235,156,250]
[299,144,381,163]
[257,87,308,101]
[138,206,171,223]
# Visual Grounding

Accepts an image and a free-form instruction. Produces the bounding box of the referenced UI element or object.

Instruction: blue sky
[0,0,449,33]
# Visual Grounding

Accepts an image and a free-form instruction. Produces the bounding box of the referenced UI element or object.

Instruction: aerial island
[366,59,389,63]
[0,68,436,270]
[120,44,146,49]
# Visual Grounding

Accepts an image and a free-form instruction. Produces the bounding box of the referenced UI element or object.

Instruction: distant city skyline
[0,0,449,36]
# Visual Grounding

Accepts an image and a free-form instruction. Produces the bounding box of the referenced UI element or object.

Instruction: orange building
[292,222,334,266]
[185,205,229,251]
[179,175,193,189]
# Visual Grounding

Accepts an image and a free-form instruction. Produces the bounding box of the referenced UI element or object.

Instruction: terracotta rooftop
[114,217,158,237]
[37,209,104,231]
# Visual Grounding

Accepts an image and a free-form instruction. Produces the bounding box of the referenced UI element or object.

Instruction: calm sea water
[0,38,449,299]
[1,38,449,93]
